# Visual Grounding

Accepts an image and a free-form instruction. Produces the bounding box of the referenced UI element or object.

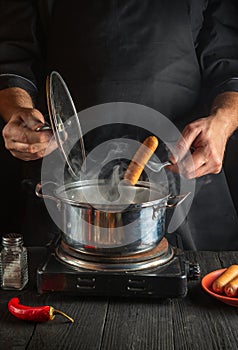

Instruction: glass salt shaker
[0,233,28,290]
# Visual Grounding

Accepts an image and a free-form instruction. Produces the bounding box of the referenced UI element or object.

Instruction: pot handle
[152,192,190,219]
[166,192,191,208]
[35,182,61,208]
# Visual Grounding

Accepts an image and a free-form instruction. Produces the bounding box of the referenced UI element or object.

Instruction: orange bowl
[201,268,238,307]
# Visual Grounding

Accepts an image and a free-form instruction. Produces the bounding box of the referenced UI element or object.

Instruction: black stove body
[37,235,200,298]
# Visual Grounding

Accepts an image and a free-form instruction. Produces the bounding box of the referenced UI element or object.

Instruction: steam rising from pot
[41,102,196,234]
[63,136,171,209]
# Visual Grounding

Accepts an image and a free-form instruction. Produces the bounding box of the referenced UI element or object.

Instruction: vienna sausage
[212,265,238,294]
[224,276,238,297]
[124,136,159,185]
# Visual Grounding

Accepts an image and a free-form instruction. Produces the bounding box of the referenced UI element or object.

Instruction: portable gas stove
[37,234,200,298]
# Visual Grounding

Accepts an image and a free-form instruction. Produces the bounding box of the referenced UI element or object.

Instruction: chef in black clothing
[0,0,238,249]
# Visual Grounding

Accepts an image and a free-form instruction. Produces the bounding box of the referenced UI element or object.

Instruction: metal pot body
[37,180,182,255]
[60,202,166,254]
[57,180,170,254]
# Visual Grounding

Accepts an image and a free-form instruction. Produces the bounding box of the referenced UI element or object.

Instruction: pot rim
[54,179,169,211]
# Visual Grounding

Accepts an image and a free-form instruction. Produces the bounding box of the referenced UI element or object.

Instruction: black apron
[29,0,238,249]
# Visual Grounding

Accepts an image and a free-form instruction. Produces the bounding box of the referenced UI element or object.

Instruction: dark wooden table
[1,248,238,350]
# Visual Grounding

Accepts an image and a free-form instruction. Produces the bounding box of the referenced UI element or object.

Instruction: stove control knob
[187,262,201,280]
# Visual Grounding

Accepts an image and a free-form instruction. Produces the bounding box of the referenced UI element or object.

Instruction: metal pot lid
[46,71,86,179]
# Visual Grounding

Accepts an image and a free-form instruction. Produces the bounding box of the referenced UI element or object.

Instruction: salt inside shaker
[0,233,28,290]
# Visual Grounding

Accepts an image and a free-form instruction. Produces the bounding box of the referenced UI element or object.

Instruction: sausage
[224,276,238,297]
[212,265,238,294]
[124,136,159,185]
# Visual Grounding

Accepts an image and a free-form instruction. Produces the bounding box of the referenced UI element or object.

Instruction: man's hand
[2,107,57,161]
[0,87,58,161]
[168,92,238,179]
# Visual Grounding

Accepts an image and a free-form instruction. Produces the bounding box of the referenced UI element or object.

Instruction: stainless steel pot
[36,180,189,255]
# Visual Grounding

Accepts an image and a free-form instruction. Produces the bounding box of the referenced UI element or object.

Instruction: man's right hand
[2,107,57,161]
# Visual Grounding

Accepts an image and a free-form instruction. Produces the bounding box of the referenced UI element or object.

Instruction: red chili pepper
[8,297,74,323]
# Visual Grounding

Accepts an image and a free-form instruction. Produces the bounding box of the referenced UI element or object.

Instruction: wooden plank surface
[27,296,109,350]
[100,298,174,350]
[1,249,238,349]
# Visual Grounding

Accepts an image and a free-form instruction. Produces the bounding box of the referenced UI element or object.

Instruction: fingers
[169,117,226,179]
[17,108,46,130]
[169,143,223,179]
[5,137,58,161]
[3,122,51,144]
[184,148,222,178]
[2,107,56,161]
[6,141,51,161]
[170,123,201,163]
